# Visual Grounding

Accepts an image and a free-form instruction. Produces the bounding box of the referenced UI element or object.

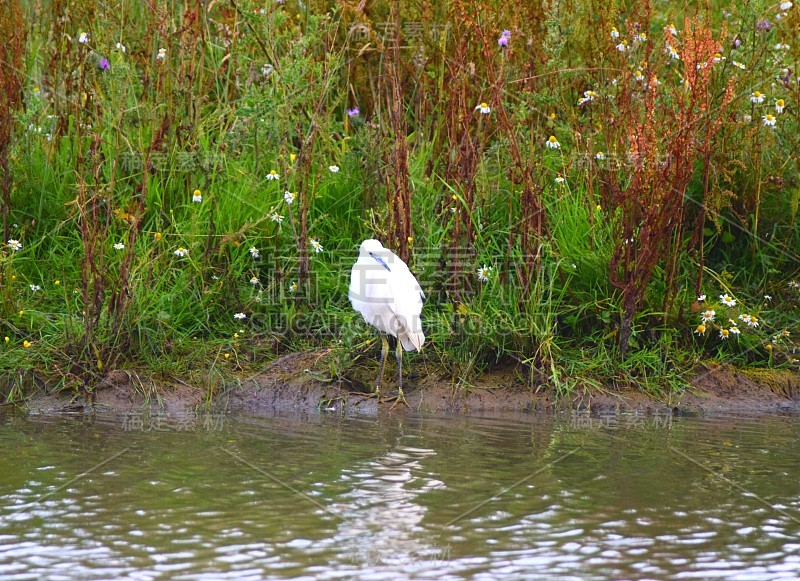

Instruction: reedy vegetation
[1,0,798,401]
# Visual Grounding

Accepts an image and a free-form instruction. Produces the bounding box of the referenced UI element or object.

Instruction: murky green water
[1,409,799,580]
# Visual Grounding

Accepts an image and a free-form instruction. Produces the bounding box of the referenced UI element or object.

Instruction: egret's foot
[389,387,410,410]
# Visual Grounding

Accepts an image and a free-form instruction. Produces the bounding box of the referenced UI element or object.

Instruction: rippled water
[1,409,800,579]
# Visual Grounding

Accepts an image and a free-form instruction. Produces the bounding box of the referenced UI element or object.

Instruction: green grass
[1,0,799,403]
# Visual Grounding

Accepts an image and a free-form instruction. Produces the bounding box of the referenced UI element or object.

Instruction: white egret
[349,239,425,405]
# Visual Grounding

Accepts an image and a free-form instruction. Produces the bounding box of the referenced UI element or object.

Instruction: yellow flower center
[548,136,558,143]
[193,189,201,196]
[480,102,488,108]
[776,99,784,106]
[754,92,762,98]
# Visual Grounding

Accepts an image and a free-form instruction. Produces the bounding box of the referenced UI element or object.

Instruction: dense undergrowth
[1,0,799,402]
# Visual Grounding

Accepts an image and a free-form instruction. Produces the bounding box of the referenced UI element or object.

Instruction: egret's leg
[391,339,410,409]
[375,334,389,402]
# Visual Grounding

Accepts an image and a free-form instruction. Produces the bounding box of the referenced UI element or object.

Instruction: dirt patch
[22,352,800,417]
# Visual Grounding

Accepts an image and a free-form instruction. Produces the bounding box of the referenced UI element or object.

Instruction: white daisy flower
[156,48,167,60]
[763,114,777,127]
[270,212,284,224]
[750,91,766,104]
[250,276,259,285]
[7,239,22,251]
[616,41,628,52]
[666,24,678,36]
[234,312,247,320]
[249,247,260,259]
[701,309,716,322]
[265,169,280,181]
[310,238,323,253]
[610,27,619,39]
[719,294,736,307]
[545,135,561,149]
[192,189,202,203]
[729,326,741,336]
[29,284,41,292]
[775,99,785,114]
[577,90,597,106]
[78,32,89,44]
[595,151,606,161]
[113,242,125,250]
[698,294,707,302]
[555,176,565,184]
[477,264,493,282]
[174,247,188,257]
[328,165,340,173]
[780,1,792,10]
[116,42,127,53]
[719,328,730,340]
[732,61,745,70]
[284,191,296,205]
[474,102,491,114]
[289,282,298,293]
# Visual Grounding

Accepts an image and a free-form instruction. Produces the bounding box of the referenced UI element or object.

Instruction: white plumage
[349,239,425,403]
[349,239,425,351]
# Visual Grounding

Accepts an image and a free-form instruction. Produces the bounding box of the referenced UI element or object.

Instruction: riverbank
[20,351,800,417]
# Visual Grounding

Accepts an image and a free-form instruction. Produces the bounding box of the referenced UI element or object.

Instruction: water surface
[1,410,799,579]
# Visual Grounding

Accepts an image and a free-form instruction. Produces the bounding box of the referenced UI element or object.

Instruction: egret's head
[359,239,385,256]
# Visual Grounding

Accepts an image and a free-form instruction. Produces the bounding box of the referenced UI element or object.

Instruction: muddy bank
[20,351,800,417]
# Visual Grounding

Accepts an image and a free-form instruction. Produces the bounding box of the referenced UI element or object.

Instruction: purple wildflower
[98,58,110,71]
[498,35,508,47]
[346,106,360,117]
[732,37,742,49]
[756,19,771,31]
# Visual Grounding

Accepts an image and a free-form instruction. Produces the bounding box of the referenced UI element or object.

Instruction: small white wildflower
[7,239,22,251]
[729,326,741,336]
[310,238,323,253]
[719,294,736,307]
[474,102,491,114]
[265,170,280,181]
[751,91,766,104]
[701,309,716,322]
[666,45,680,60]
[250,276,259,285]
[261,63,274,76]
[732,61,745,70]
[249,247,260,259]
[270,212,284,224]
[192,189,202,203]
[157,48,167,60]
[116,42,127,53]
[595,151,606,161]
[616,41,628,52]
[284,190,296,205]
[477,264,493,282]
[666,24,678,36]
[634,33,647,43]
[780,1,792,10]
[555,176,565,184]
[775,99,785,114]
[763,114,777,127]
[289,282,298,293]
[577,90,597,106]
[174,247,188,257]
[743,114,752,123]
[113,242,125,250]
[764,294,772,301]
[719,328,730,340]
[698,294,707,302]
[234,312,247,320]
[545,135,561,149]
[610,27,619,39]
[78,32,89,44]
[634,70,645,81]
[29,284,41,292]
[328,165,340,173]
